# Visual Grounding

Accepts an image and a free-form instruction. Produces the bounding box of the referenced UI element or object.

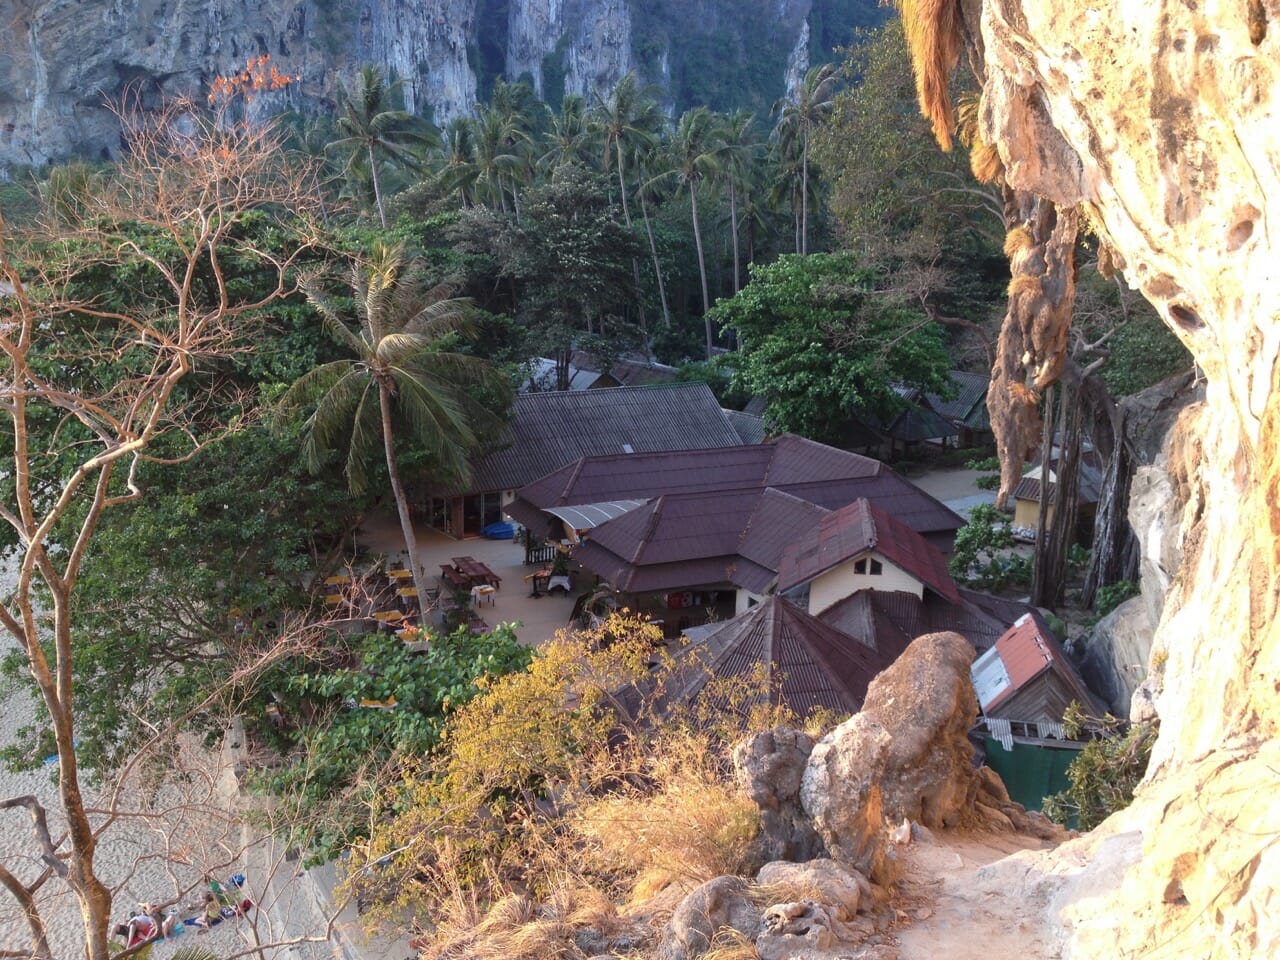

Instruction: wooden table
[323,575,352,586]
[372,610,404,623]
[452,556,500,589]
[470,584,496,606]
[387,568,413,581]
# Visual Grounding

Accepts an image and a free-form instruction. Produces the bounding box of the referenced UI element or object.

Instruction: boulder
[1078,595,1154,715]
[856,632,981,829]
[756,859,871,920]
[657,876,758,960]
[733,727,824,862]
[799,713,894,883]
[756,900,838,960]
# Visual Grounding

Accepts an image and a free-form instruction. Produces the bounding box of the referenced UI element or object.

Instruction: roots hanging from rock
[989,191,1080,508]
[896,0,965,150]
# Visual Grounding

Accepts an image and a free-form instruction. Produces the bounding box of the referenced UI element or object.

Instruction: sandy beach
[0,550,342,959]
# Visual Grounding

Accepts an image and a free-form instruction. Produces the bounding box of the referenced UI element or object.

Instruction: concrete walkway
[354,509,581,647]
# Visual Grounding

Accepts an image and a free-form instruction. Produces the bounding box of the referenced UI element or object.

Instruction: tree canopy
[711,252,951,443]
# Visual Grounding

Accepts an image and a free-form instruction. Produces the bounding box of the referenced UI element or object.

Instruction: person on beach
[194,891,222,931]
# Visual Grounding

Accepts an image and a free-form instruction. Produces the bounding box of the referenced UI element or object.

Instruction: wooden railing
[524,541,557,566]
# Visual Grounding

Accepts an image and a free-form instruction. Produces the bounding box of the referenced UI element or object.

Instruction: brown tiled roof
[467,383,742,493]
[776,499,961,603]
[517,434,961,537]
[670,596,888,717]
[815,588,1027,658]
[572,487,824,594]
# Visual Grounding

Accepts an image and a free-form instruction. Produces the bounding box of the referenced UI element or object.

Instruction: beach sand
[0,552,354,959]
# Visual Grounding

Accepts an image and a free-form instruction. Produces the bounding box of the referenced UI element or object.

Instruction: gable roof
[776,498,962,603]
[974,611,1100,712]
[468,383,743,493]
[670,596,888,717]
[926,370,990,422]
[723,408,767,445]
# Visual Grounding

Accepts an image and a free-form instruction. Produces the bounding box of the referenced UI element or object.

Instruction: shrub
[1096,579,1140,617]
[1042,704,1156,830]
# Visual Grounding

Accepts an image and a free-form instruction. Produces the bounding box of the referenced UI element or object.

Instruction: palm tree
[656,106,726,358]
[473,105,529,215]
[718,109,762,293]
[538,94,598,173]
[436,116,481,208]
[592,73,665,345]
[277,243,506,626]
[772,62,839,255]
[329,66,438,228]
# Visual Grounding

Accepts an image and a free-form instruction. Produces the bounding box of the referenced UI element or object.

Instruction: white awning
[545,500,648,530]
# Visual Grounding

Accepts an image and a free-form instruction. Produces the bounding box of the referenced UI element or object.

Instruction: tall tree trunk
[690,183,712,359]
[729,182,742,294]
[615,149,648,351]
[801,131,809,256]
[638,184,672,327]
[378,384,432,626]
[1033,379,1084,608]
[369,143,387,229]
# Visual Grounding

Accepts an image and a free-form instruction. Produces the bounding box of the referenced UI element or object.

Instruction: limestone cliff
[902,0,1279,955]
[0,0,881,169]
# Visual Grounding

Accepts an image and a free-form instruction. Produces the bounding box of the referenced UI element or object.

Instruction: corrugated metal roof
[670,596,887,717]
[926,370,990,421]
[1013,459,1105,506]
[987,611,1098,711]
[882,404,961,443]
[776,498,961,603]
[723,408,767,445]
[971,645,1013,710]
[468,383,743,493]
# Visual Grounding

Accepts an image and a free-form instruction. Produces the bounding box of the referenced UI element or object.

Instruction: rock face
[732,727,824,862]
[0,0,862,169]
[800,632,982,881]
[919,0,1280,955]
[854,631,980,829]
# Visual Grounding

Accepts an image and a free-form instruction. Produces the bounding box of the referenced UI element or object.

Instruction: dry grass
[572,733,761,900]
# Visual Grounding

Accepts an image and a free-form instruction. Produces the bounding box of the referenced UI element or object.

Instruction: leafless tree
[0,92,321,960]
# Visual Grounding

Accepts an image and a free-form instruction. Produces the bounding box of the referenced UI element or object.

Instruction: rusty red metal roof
[986,611,1097,711]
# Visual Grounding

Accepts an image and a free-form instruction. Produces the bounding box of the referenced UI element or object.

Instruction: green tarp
[984,737,1077,812]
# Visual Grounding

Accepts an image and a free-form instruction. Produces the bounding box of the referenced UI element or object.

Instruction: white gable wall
[807,551,924,615]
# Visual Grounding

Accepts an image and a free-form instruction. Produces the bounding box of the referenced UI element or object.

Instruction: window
[854,556,882,575]
[854,558,867,574]
[869,559,883,575]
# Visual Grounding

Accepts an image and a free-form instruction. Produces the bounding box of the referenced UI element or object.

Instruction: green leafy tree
[948,504,1021,587]
[330,66,437,228]
[480,165,644,389]
[712,252,950,443]
[259,623,532,861]
[277,242,508,623]
[1042,707,1156,830]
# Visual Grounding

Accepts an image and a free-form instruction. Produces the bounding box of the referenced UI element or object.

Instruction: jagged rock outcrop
[800,633,980,882]
[0,0,862,169]
[1078,372,1203,714]
[905,0,1280,955]
[733,727,824,862]
[848,631,980,829]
